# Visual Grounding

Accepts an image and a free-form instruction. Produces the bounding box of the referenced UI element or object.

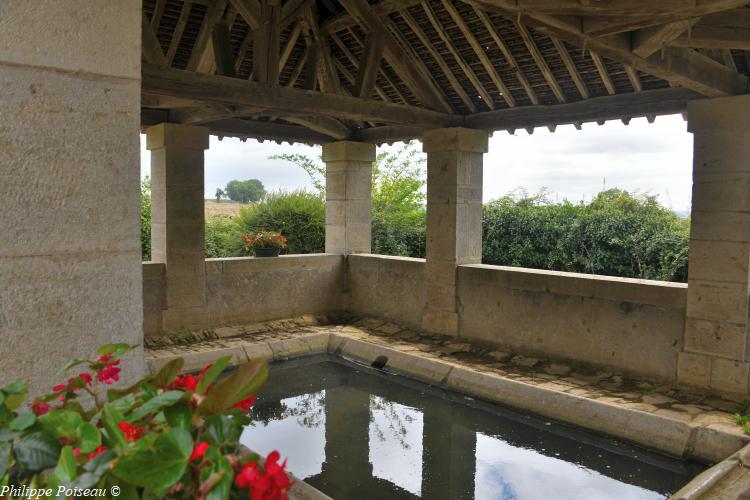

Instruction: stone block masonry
[0,0,145,392]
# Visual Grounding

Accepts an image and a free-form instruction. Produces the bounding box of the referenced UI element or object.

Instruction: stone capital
[322,141,376,163]
[422,128,489,154]
[688,95,750,133]
[146,123,210,151]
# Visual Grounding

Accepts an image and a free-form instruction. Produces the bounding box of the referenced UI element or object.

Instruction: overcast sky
[140,113,694,212]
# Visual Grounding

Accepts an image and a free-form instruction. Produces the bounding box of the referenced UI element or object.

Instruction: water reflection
[241,356,703,499]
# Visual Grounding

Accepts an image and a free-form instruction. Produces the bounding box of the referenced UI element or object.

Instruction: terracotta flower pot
[253,247,281,257]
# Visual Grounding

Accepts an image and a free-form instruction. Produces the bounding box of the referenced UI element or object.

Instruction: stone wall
[348,254,427,328]
[457,265,687,381]
[0,0,145,392]
[346,255,687,382]
[143,255,345,336]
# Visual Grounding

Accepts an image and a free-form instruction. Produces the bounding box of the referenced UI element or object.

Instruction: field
[205,200,246,218]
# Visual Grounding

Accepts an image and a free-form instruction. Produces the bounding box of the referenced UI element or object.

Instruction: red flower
[170,374,199,392]
[87,445,106,460]
[231,395,256,412]
[235,451,291,500]
[117,422,143,442]
[190,441,209,462]
[73,448,81,456]
[31,401,50,416]
[97,357,121,385]
[52,383,67,393]
[78,373,92,385]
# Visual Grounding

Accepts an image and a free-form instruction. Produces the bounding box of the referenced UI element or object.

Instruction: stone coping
[672,443,750,499]
[145,317,749,468]
[460,264,687,308]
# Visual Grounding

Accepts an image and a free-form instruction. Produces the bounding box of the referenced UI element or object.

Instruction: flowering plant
[0,344,291,499]
[242,230,287,253]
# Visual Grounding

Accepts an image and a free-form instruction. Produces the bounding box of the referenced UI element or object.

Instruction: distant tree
[140,177,152,261]
[225,179,266,203]
[215,187,225,202]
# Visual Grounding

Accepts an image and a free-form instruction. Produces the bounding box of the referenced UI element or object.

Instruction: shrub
[140,177,152,261]
[482,189,690,282]
[0,345,292,499]
[205,216,244,258]
[236,191,325,255]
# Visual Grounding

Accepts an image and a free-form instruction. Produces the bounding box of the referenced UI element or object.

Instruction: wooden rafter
[514,20,567,102]
[287,46,308,87]
[234,29,253,73]
[421,1,496,109]
[513,0,696,16]
[338,0,452,112]
[353,32,385,98]
[632,19,698,58]
[151,0,167,29]
[142,13,167,67]
[280,0,315,29]
[340,29,408,103]
[399,8,478,112]
[624,65,643,92]
[669,9,750,50]
[589,52,616,95]
[464,0,749,96]
[166,1,193,65]
[186,0,229,71]
[549,37,589,98]
[465,87,702,131]
[229,0,261,30]
[472,6,540,105]
[334,57,390,102]
[280,22,303,75]
[440,0,516,107]
[212,20,237,77]
[142,64,458,128]
[321,0,421,34]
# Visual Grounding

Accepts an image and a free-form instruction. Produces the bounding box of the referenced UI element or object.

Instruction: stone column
[322,141,376,255]
[422,128,489,336]
[146,123,210,331]
[422,406,477,499]
[678,95,750,394]
[0,1,144,392]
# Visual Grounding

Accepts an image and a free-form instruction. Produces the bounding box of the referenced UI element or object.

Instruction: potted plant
[0,344,292,499]
[242,230,287,257]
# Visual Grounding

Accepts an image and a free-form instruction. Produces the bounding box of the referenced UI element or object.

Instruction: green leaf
[61,357,89,373]
[72,450,116,490]
[164,402,191,432]
[101,405,127,449]
[128,391,184,422]
[198,361,268,416]
[9,412,35,432]
[204,447,232,500]
[76,423,101,454]
[113,428,192,490]
[13,430,60,473]
[49,445,77,488]
[2,382,27,395]
[0,442,10,479]
[152,358,184,389]
[107,379,145,402]
[96,343,132,358]
[4,387,27,410]
[38,410,82,439]
[196,356,231,394]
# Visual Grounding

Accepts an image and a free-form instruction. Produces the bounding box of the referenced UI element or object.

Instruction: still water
[240,355,703,500]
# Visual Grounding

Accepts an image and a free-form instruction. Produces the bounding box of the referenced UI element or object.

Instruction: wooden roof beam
[205,118,335,144]
[473,7,540,105]
[550,37,589,98]
[440,0,516,108]
[338,0,452,112]
[421,1,496,109]
[464,0,749,96]
[632,19,698,58]
[353,32,385,98]
[399,8,478,112]
[166,1,193,65]
[589,52,616,94]
[515,20,567,102]
[344,29,410,104]
[253,0,281,85]
[321,0,421,34]
[229,0,261,30]
[212,20,237,77]
[186,0,229,71]
[465,87,703,131]
[581,0,750,37]
[142,64,458,128]
[142,13,167,67]
[151,0,167,30]
[330,33,391,101]
[668,9,750,50]
[280,22,303,75]
[624,65,643,92]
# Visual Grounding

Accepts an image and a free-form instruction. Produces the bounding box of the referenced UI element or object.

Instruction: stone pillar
[678,95,750,394]
[322,141,375,255]
[0,1,144,392]
[422,128,489,336]
[422,406,477,499]
[146,123,210,330]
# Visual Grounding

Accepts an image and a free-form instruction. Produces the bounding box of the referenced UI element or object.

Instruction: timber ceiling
[141,0,750,144]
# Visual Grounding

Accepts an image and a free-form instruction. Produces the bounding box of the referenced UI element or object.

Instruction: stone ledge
[459,263,687,309]
[145,316,749,466]
[208,254,343,275]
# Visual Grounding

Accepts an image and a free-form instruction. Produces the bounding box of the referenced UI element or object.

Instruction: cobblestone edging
[145,316,750,467]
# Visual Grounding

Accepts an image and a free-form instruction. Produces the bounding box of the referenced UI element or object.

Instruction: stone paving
[145,314,748,438]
